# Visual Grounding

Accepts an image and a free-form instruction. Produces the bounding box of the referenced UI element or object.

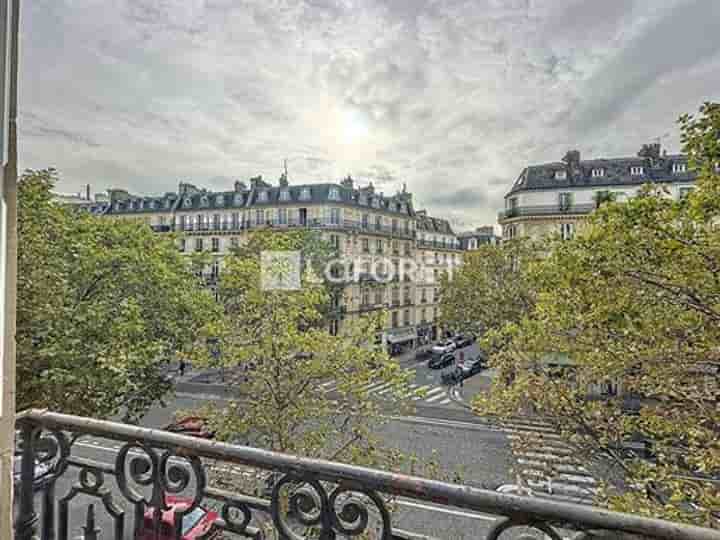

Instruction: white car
[431,340,456,355]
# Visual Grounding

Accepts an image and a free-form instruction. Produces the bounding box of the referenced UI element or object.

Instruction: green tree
[473,103,720,526]
[438,239,540,341]
[17,169,218,422]
[195,230,418,463]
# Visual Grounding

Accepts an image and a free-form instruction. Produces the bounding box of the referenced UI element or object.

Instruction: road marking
[395,500,496,521]
[384,415,499,432]
[320,381,335,389]
[425,392,447,403]
[366,381,393,393]
[425,387,445,397]
[438,399,452,405]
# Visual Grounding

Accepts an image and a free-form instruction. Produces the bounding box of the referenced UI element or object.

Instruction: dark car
[453,336,474,349]
[415,348,433,361]
[459,357,485,378]
[429,352,455,369]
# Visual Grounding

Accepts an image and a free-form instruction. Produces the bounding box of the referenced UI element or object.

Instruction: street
[47,351,594,539]
[52,381,517,539]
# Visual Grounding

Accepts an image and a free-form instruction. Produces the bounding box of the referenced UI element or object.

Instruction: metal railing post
[15,422,38,540]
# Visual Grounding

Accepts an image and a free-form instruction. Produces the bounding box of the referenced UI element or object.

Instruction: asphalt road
[41,356,517,540]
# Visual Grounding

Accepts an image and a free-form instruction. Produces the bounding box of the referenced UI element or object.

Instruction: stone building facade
[81,176,462,350]
[498,145,698,241]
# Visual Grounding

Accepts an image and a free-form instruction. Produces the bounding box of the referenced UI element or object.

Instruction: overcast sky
[20,0,720,229]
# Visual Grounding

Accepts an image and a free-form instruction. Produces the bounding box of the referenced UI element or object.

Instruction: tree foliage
[17,169,217,421]
[194,230,418,466]
[438,239,540,340]
[443,103,720,525]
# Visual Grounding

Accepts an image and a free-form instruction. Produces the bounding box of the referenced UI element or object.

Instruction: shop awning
[386,328,418,344]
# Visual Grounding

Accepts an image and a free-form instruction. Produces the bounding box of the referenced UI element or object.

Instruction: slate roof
[508,154,697,196]
[415,212,455,235]
[101,181,415,217]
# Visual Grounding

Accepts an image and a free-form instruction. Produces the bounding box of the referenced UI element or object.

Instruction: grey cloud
[569,0,720,133]
[18,0,720,228]
[426,188,488,208]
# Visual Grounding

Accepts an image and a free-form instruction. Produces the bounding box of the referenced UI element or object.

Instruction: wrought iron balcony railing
[497,204,597,221]
[172,219,417,239]
[13,409,720,540]
[416,240,460,250]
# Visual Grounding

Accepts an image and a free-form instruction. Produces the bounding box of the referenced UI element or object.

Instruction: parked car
[164,416,215,439]
[138,496,219,540]
[431,340,456,355]
[459,356,485,378]
[453,336,474,349]
[428,352,455,369]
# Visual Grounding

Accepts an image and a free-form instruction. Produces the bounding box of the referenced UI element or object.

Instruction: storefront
[383,327,418,356]
[416,323,436,345]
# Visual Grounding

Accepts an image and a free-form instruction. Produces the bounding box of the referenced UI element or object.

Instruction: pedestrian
[179,360,186,377]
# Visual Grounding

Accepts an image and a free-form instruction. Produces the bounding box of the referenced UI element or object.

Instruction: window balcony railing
[497,203,597,221]
[417,239,459,250]
[13,409,718,540]
[172,219,417,238]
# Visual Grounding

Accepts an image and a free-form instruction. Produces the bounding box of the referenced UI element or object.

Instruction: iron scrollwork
[270,473,392,540]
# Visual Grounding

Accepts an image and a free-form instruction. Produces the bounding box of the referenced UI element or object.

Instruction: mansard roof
[105,180,415,216]
[415,212,455,235]
[508,153,697,196]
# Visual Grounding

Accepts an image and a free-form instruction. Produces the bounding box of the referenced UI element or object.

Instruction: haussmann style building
[498,144,698,241]
[79,174,462,354]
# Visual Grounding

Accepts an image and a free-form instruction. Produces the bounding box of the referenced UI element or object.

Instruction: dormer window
[300,188,311,201]
[200,196,209,207]
[359,194,367,205]
[148,200,156,209]
[183,197,192,208]
[329,187,340,201]
[673,163,687,173]
[279,190,290,202]
[114,202,121,211]
[215,195,225,206]
[630,166,644,176]
[234,193,243,205]
[164,199,172,209]
[591,168,605,178]
[554,170,567,180]
[257,190,268,203]
[371,197,379,208]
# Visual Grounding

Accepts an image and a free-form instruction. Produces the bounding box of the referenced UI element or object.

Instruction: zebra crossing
[319,380,453,406]
[497,417,599,505]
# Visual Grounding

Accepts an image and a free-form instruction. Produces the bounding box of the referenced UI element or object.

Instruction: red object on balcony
[138,495,219,540]
[163,416,215,439]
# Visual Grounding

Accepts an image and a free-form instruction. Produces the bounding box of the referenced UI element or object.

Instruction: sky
[20,0,720,229]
